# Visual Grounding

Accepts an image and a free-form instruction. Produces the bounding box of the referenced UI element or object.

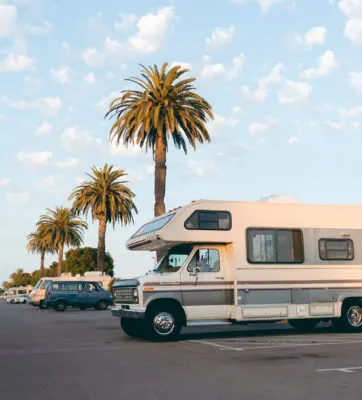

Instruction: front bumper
[111,308,145,320]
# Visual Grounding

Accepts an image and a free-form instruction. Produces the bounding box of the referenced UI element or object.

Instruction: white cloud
[338,1,362,44]
[6,189,31,205]
[40,175,57,188]
[0,114,6,120]
[129,6,174,54]
[206,26,235,49]
[81,48,105,67]
[296,26,327,45]
[288,137,300,144]
[300,50,338,79]
[241,63,283,102]
[50,66,70,84]
[187,159,214,177]
[339,105,362,118]
[170,61,192,71]
[16,151,78,169]
[278,80,312,104]
[62,42,70,50]
[61,127,102,151]
[0,178,11,188]
[96,91,119,113]
[232,106,243,115]
[145,164,154,175]
[201,54,244,80]
[232,0,284,13]
[200,56,226,79]
[115,13,138,31]
[2,96,62,115]
[249,115,277,136]
[110,141,143,157]
[27,20,52,35]
[0,53,35,72]
[207,114,239,137]
[84,72,96,84]
[226,54,245,80]
[36,121,53,136]
[0,4,17,38]
[349,71,362,93]
[324,121,344,130]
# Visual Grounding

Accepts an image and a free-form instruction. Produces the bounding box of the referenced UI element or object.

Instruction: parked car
[45,281,113,312]
[6,295,28,304]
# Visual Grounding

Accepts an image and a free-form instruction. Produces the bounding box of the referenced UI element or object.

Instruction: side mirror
[189,266,200,277]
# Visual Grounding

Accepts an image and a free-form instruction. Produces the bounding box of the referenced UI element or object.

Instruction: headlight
[133,288,138,299]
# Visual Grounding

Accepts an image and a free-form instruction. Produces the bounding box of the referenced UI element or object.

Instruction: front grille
[113,287,138,304]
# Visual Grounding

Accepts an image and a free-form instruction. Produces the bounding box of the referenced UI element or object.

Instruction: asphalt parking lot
[2,303,362,400]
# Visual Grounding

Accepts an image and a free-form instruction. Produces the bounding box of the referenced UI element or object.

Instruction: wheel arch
[145,298,187,326]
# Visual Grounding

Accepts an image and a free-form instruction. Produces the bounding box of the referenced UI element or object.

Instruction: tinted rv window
[131,213,175,238]
[247,228,304,264]
[319,238,354,261]
[184,211,231,230]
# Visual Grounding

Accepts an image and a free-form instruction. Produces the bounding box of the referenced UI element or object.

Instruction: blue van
[45,281,113,312]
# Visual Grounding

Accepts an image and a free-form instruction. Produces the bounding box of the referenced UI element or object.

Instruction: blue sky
[1,0,362,283]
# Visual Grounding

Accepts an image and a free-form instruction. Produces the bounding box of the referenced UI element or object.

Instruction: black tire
[144,305,182,341]
[288,319,318,331]
[95,300,108,311]
[54,300,67,312]
[79,306,87,311]
[120,318,144,338]
[39,301,48,310]
[335,301,362,332]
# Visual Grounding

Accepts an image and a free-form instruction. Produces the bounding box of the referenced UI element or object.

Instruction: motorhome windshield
[34,280,43,289]
[131,213,175,238]
[153,244,193,273]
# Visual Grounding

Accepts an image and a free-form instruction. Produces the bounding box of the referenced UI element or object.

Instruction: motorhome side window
[187,249,220,272]
[319,238,354,261]
[184,211,231,230]
[247,229,304,263]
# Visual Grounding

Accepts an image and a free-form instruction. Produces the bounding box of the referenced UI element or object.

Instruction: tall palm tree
[26,230,54,277]
[105,63,214,221]
[68,164,137,273]
[36,207,88,275]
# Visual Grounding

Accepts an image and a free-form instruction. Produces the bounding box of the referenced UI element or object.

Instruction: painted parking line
[317,366,362,373]
[189,334,362,352]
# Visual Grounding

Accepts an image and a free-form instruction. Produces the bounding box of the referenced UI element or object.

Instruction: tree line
[23,63,214,282]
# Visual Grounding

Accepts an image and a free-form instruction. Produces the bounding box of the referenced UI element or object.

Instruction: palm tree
[26,230,54,277]
[105,63,214,221]
[68,164,137,273]
[36,207,88,275]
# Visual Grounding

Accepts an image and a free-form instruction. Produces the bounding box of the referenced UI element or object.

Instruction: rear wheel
[54,300,67,312]
[334,301,362,332]
[95,300,108,311]
[288,319,318,331]
[144,306,182,341]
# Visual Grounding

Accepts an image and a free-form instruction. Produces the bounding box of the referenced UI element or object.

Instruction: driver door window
[187,249,220,273]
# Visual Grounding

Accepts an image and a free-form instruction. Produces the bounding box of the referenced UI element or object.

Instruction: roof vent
[258,195,300,203]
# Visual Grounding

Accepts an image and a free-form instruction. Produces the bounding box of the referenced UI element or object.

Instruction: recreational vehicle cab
[111,199,362,340]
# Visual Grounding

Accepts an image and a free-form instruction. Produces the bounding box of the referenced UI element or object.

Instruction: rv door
[180,245,228,320]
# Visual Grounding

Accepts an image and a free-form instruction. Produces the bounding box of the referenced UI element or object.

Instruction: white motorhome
[4,286,33,303]
[29,271,112,309]
[111,198,362,340]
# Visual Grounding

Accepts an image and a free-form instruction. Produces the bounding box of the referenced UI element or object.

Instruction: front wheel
[288,319,318,331]
[54,300,67,312]
[145,307,182,341]
[39,301,48,310]
[120,318,144,338]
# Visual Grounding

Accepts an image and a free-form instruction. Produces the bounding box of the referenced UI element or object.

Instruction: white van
[29,272,112,309]
[111,198,362,340]
[5,286,33,303]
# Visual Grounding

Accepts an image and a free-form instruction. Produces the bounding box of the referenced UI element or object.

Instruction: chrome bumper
[111,308,145,319]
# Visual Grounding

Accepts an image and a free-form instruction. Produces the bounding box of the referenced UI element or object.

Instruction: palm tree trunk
[57,244,64,276]
[40,250,45,277]
[154,134,167,261]
[97,218,107,273]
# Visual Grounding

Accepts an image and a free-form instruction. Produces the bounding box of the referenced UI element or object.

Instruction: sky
[1,0,362,283]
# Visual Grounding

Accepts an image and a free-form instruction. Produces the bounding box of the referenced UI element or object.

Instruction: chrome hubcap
[347,306,362,327]
[153,312,175,336]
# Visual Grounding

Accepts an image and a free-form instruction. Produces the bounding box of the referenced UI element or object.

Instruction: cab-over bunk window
[184,210,231,230]
[319,238,354,261]
[247,228,304,264]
